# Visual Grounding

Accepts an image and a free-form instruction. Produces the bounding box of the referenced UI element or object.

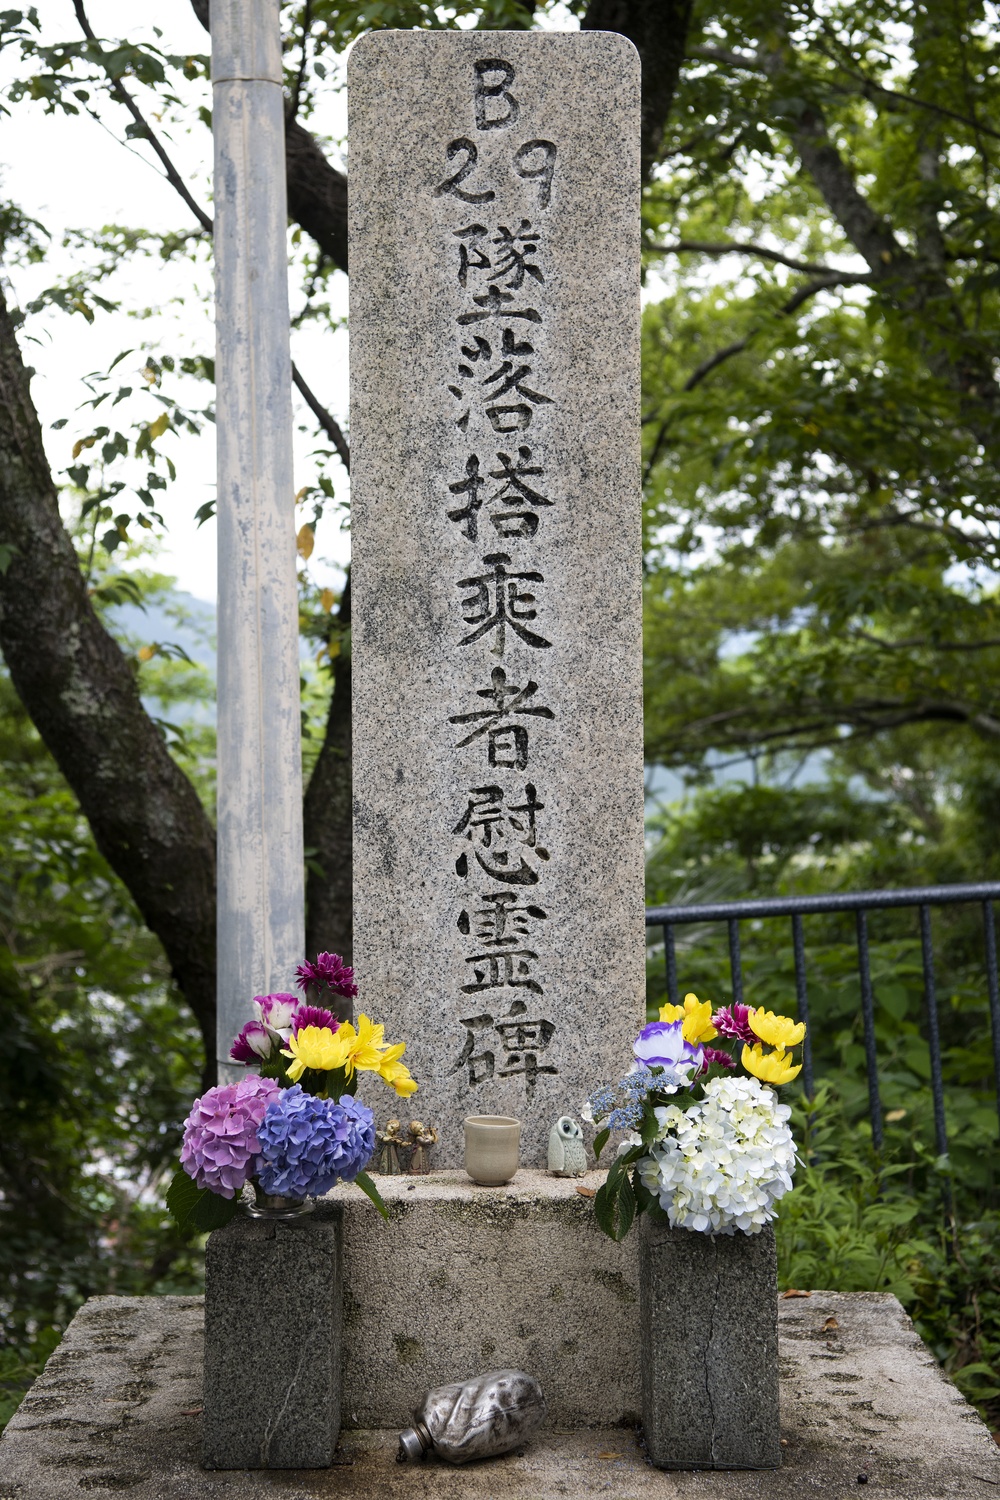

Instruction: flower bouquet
[166,952,415,1233]
[585,993,805,1241]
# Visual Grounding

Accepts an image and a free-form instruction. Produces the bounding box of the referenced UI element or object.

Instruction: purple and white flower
[632,1020,704,1087]
[252,992,300,1038]
[229,1019,273,1063]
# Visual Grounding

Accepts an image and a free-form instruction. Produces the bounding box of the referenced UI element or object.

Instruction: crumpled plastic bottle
[397,1369,546,1464]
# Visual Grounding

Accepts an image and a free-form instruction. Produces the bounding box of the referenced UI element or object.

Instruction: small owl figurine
[548,1115,588,1177]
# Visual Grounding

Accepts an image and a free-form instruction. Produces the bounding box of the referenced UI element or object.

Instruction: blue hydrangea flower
[256,1084,376,1197]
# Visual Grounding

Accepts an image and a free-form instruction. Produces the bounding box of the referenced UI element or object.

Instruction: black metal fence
[645,882,1000,1155]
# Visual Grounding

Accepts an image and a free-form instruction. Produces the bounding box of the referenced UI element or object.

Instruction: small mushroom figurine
[547,1115,588,1177]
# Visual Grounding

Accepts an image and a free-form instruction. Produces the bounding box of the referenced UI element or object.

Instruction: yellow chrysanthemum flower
[659,991,718,1044]
[741,1042,802,1086]
[748,1008,806,1051]
[381,1058,418,1098]
[349,1013,389,1073]
[282,1016,419,1094]
[282,1024,354,1082]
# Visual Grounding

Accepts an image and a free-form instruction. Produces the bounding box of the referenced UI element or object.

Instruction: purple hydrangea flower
[230,1019,273,1063]
[701,1045,738,1072]
[712,1004,757,1044]
[633,1020,704,1082]
[290,1003,339,1035]
[256,1085,376,1198]
[252,993,299,1034]
[180,1075,280,1198]
[295,951,358,1000]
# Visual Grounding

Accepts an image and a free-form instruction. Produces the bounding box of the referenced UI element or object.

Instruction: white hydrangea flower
[637,1075,797,1236]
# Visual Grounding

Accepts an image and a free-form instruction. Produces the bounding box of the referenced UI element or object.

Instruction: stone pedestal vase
[639,1215,781,1470]
[202,1204,343,1469]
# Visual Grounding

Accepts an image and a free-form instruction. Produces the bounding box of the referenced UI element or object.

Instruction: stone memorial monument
[350,30,645,1165]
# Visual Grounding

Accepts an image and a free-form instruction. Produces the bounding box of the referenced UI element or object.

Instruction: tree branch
[680,274,857,393]
[303,577,353,986]
[690,44,765,72]
[853,630,1000,654]
[74,7,352,473]
[649,695,1000,764]
[683,338,749,392]
[650,238,870,280]
[73,1,213,236]
[815,35,1000,147]
[292,363,350,473]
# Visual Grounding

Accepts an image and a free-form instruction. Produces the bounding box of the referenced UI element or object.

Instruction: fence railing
[645,882,1000,1155]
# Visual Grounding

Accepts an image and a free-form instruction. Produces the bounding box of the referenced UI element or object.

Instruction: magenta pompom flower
[230,1019,273,1063]
[712,1004,757,1045]
[701,1046,738,1072]
[295,951,358,1000]
[179,1075,279,1198]
[290,1003,339,1034]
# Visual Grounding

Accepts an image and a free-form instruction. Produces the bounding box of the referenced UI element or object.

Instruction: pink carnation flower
[179,1075,280,1198]
[712,1004,757,1045]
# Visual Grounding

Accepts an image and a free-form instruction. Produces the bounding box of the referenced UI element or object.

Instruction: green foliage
[354,1170,390,1220]
[0,664,206,1430]
[165,1169,240,1235]
[641,0,1000,772]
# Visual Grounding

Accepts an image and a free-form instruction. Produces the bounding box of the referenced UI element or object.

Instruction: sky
[2,0,352,603]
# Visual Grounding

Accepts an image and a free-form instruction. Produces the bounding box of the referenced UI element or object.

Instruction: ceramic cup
[464,1115,521,1186]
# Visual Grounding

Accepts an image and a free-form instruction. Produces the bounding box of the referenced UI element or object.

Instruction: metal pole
[211,0,304,1078]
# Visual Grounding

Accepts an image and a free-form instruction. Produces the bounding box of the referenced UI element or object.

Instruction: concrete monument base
[327,1169,640,1428]
[3,1288,999,1497]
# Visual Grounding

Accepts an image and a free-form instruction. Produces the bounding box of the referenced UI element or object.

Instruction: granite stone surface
[639,1217,781,1470]
[4,1290,999,1496]
[202,1204,342,1468]
[348,31,645,1167]
[330,1169,640,1427]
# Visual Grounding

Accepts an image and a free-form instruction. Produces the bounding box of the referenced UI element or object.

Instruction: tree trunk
[303,579,353,994]
[0,284,218,1074]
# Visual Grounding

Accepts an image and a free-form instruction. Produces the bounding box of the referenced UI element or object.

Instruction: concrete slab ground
[2,1290,999,1498]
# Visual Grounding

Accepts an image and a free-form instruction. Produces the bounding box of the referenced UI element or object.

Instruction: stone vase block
[639,1216,780,1470]
[202,1204,342,1469]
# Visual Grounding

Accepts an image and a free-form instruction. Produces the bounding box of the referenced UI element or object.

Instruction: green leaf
[640,1104,662,1147]
[593,1127,610,1161]
[354,1170,389,1220]
[593,1177,619,1240]
[616,1168,637,1239]
[165,1166,240,1234]
[593,1166,637,1242]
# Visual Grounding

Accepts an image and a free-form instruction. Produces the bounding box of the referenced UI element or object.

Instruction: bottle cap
[397,1425,430,1463]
